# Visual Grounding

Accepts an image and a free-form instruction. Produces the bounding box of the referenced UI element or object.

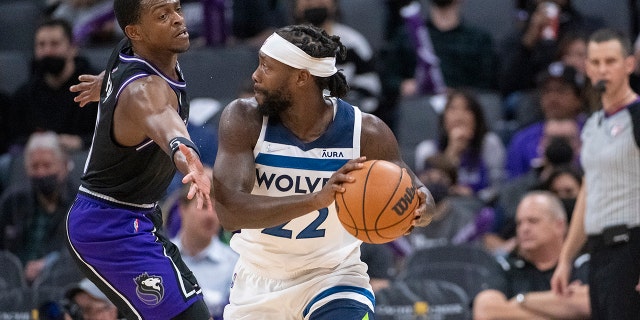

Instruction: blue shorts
[309,298,374,320]
[66,192,210,320]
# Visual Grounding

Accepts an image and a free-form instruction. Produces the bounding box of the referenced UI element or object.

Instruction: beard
[256,87,292,119]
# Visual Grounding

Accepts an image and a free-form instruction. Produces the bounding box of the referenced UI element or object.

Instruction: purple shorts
[66,192,209,319]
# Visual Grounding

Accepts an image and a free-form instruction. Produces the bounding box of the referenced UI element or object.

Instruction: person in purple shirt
[505,61,586,179]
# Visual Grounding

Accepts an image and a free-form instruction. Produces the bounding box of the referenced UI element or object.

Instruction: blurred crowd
[0,0,639,319]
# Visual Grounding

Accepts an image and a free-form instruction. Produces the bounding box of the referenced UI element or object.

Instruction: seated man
[0,131,78,284]
[64,278,121,320]
[473,191,590,319]
[169,182,238,319]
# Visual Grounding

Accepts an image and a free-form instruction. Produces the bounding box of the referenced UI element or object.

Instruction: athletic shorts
[66,192,210,320]
[224,252,375,320]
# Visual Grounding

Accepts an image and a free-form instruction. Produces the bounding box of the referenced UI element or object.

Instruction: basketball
[335,160,419,244]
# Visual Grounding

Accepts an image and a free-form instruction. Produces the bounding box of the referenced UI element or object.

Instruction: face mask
[431,0,455,8]
[33,56,66,76]
[31,174,59,196]
[302,7,330,27]
[561,197,576,221]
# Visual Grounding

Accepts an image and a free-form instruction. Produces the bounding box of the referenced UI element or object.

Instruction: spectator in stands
[169,183,238,319]
[409,154,495,250]
[379,0,497,130]
[505,62,585,179]
[0,131,77,284]
[292,0,382,113]
[487,133,578,256]
[383,0,496,94]
[473,191,590,320]
[49,0,120,47]
[9,19,99,153]
[415,89,506,203]
[64,278,121,320]
[556,31,587,75]
[540,164,583,221]
[498,0,603,98]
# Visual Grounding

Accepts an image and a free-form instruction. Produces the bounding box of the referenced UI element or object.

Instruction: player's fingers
[340,157,366,173]
[404,225,414,235]
[551,276,566,296]
[187,182,198,200]
[195,190,204,209]
[332,183,346,193]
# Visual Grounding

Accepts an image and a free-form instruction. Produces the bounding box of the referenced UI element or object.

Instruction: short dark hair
[275,24,350,98]
[114,0,143,33]
[589,28,633,57]
[37,18,73,44]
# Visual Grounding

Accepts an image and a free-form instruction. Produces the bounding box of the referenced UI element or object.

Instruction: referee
[551,28,640,319]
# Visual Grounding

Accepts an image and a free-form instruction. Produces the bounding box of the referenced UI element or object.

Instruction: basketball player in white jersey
[212,25,435,320]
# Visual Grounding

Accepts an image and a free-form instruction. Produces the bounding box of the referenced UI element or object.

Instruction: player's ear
[296,69,312,87]
[124,24,142,41]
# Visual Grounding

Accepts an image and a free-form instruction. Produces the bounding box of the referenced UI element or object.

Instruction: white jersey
[230,98,363,278]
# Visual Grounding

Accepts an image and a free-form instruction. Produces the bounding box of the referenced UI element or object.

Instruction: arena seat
[573,0,630,36]
[0,250,32,312]
[338,0,387,52]
[31,251,84,308]
[0,50,30,95]
[0,1,43,51]
[80,46,113,71]
[178,45,258,101]
[400,245,508,300]
[395,95,440,171]
[459,0,517,50]
[375,278,471,320]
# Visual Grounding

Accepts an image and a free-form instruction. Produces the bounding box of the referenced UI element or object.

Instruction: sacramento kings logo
[134,273,165,305]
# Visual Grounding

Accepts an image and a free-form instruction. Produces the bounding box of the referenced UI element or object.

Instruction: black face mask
[302,7,330,27]
[431,0,455,8]
[31,174,59,197]
[561,197,576,221]
[33,56,66,76]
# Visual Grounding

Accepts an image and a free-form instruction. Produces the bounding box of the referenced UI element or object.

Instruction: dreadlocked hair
[276,24,350,98]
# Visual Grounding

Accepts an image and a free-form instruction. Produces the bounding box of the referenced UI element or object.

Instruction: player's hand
[179,144,213,211]
[319,157,367,208]
[70,70,105,107]
[550,260,572,296]
[409,186,435,230]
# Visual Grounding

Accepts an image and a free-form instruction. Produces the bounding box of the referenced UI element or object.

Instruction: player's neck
[602,86,637,115]
[132,48,179,80]
[281,99,333,143]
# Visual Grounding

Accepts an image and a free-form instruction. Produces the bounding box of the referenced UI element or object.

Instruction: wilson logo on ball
[392,185,417,216]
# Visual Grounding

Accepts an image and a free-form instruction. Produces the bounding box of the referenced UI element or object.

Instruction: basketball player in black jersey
[66,0,212,319]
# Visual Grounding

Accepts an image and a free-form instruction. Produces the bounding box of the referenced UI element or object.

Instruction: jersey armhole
[628,103,640,148]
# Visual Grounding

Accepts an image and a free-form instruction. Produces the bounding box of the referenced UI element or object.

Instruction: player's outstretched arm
[70,70,104,107]
[115,75,212,212]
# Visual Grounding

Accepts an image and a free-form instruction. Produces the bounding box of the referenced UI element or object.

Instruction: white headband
[260,33,338,77]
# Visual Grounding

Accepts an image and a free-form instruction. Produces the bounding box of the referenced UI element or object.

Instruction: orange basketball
[335,160,419,244]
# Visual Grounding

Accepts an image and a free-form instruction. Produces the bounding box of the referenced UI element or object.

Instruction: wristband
[169,137,201,161]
